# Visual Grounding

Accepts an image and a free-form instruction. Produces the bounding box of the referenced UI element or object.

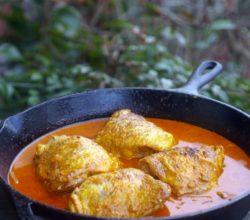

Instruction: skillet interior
[0,88,249,220]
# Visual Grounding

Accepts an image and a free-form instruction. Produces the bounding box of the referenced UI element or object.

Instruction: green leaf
[27,89,40,105]
[162,27,186,46]
[51,6,82,38]
[195,33,218,49]
[0,43,22,63]
[30,71,43,81]
[211,85,229,102]
[104,19,133,31]
[0,80,15,99]
[145,3,160,15]
[210,19,235,30]
[160,78,174,89]
[162,27,175,39]
[175,32,186,46]
[71,64,91,75]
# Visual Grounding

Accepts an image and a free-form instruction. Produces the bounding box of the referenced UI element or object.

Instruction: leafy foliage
[0,1,249,118]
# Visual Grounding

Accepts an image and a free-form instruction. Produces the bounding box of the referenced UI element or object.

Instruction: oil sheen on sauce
[8,118,250,217]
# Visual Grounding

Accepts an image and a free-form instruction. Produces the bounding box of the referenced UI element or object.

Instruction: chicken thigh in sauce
[69,168,171,218]
[34,135,120,192]
[96,109,174,159]
[139,145,224,196]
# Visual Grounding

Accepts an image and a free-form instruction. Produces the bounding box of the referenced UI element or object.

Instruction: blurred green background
[0,0,249,119]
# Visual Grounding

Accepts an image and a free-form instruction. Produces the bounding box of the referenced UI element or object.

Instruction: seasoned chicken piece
[139,145,224,196]
[69,168,171,218]
[95,109,174,159]
[34,135,120,192]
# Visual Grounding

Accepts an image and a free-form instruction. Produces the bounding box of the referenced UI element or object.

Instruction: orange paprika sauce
[8,118,250,217]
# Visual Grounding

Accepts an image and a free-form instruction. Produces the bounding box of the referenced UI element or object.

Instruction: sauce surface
[8,118,250,217]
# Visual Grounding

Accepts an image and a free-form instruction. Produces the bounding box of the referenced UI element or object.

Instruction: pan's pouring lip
[0,87,249,219]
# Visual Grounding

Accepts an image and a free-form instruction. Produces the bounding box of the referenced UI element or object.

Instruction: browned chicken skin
[95,109,174,159]
[34,135,120,192]
[69,168,171,218]
[139,145,224,196]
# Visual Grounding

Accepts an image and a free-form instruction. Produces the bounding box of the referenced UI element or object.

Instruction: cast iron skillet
[0,60,249,220]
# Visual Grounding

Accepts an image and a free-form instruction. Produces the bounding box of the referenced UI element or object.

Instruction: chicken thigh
[139,145,224,196]
[69,168,171,218]
[95,109,174,159]
[34,135,120,192]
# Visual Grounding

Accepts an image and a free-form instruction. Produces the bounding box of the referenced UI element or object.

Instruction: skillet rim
[1,177,249,220]
[0,87,249,220]
[0,87,249,130]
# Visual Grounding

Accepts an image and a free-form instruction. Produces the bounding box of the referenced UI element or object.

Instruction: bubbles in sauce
[8,118,250,217]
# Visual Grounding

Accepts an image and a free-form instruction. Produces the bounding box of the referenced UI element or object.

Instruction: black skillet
[0,60,249,220]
